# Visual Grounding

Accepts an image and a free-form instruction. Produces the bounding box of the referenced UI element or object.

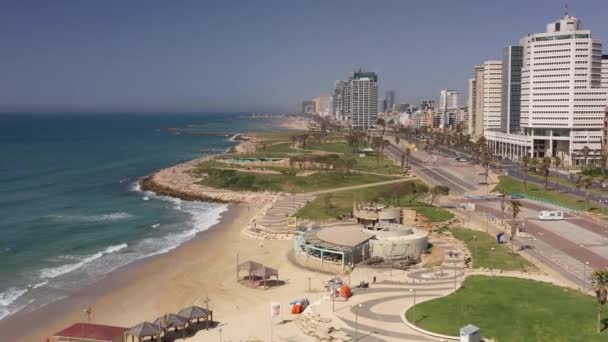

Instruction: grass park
[405,275,607,341]
[444,227,534,272]
[493,176,597,212]
[295,181,454,222]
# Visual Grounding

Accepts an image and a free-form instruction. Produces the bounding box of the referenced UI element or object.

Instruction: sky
[1,0,607,113]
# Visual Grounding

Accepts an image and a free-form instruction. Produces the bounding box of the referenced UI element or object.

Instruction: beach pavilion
[254,266,279,289]
[177,305,212,329]
[236,260,263,286]
[125,322,161,342]
[152,314,188,338]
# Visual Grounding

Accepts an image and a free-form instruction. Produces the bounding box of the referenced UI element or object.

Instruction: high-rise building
[438,90,459,129]
[485,14,608,166]
[501,46,523,133]
[332,70,379,129]
[482,61,503,131]
[467,65,485,137]
[602,54,608,88]
[420,100,435,110]
[385,90,396,112]
[313,94,331,117]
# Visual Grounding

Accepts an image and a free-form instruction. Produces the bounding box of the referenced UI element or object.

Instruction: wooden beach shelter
[237,260,263,286]
[152,314,188,338]
[254,266,279,289]
[125,322,161,342]
[177,305,211,329]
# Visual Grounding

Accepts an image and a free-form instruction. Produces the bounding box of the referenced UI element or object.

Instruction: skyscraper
[482,60,503,131]
[333,70,379,129]
[384,90,396,112]
[485,14,608,166]
[467,65,485,137]
[602,54,608,88]
[501,46,523,133]
[439,90,459,128]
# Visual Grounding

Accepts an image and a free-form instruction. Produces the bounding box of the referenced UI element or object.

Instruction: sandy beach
[2,201,334,341]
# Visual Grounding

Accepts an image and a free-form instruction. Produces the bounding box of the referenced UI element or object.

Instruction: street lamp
[473,235,477,266]
[354,304,362,340]
[582,261,590,293]
[409,288,417,326]
[490,247,495,276]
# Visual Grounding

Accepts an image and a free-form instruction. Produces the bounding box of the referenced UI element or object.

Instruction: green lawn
[446,228,534,271]
[305,141,403,175]
[295,182,454,222]
[405,276,607,341]
[192,167,396,193]
[494,176,597,212]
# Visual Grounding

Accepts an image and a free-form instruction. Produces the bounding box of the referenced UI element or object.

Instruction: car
[538,210,564,221]
[456,157,468,162]
[509,194,525,199]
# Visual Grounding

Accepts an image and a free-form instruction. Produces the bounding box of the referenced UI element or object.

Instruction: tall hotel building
[333,70,379,130]
[484,14,608,166]
[482,61,503,131]
[468,65,486,138]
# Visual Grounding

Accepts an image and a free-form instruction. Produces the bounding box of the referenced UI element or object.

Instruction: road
[462,198,608,286]
[384,141,480,194]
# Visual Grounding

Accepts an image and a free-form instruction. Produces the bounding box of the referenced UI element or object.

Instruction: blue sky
[1,0,607,113]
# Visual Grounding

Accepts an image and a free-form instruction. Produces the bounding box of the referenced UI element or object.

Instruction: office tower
[385,90,396,112]
[485,14,608,166]
[501,46,523,133]
[333,70,379,129]
[482,61,503,131]
[438,90,459,129]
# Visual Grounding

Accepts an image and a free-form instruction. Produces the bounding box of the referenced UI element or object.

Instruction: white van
[538,210,564,221]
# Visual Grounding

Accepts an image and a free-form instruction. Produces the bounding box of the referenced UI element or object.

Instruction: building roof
[177,305,210,320]
[53,323,128,341]
[305,225,373,250]
[126,322,160,338]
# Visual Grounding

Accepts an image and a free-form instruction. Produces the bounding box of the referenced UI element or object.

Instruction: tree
[376,118,386,128]
[540,156,552,191]
[590,270,608,333]
[508,199,522,254]
[575,176,594,211]
[499,192,507,224]
[395,136,400,145]
[521,155,531,191]
[553,156,562,190]
[429,185,450,206]
[582,146,591,172]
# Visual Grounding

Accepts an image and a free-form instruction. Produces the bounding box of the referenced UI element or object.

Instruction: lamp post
[473,235,477,267]
[354,304,362,341]
[582,261,590,293]
[490,247,495,276]
[531,238,537,264]
[409,288,417,326]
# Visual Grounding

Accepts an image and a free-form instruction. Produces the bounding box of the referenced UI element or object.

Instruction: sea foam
[38,243,128,279]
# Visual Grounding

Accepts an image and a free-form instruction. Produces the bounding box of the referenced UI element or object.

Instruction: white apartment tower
[482,61,503,131]
[485,14,608,166]
[332,70,379,129]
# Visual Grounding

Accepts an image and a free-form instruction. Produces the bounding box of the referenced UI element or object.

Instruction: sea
[0,112,280,321]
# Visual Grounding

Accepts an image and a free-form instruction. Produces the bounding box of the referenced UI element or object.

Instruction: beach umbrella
[126,322,160,342]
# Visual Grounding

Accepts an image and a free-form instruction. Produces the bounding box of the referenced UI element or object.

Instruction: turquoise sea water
[0,112,277,320]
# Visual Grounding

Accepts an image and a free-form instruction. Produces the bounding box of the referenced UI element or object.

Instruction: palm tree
[590,270,608,333]
[582,146,591,173]
[521,155,531,191]
[509,199,522,254]
[540,156,552,191]
[499,192,507,224]
[575,176,593,211]
[553,156,562,190]
[428,185,450,206]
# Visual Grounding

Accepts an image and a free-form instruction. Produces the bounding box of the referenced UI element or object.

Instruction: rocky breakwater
[140,156,274,204]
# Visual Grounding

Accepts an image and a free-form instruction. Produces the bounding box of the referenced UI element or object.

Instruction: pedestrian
[372,276,376,284]
[449,250,453,258]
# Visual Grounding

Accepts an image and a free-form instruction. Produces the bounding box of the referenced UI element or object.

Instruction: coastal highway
[384,142,478,194]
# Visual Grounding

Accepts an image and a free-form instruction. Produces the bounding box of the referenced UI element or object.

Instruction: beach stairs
[242,193,315,240]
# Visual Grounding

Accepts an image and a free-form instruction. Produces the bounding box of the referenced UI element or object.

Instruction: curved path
[327,239,467,341]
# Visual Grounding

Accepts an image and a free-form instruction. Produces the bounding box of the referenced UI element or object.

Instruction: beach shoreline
[0,115,321,341]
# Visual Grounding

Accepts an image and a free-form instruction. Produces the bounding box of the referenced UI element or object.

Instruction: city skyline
[2,0,608,113]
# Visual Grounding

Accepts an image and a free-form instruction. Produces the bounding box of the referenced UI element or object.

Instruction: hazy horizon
[2,0,607,113]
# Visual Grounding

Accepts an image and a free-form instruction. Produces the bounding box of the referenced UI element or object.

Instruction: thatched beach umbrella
[254,266,279,289]
[125,322,160,342]
[153,313,188,338]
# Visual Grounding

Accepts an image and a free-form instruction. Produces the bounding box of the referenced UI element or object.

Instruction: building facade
[501,46,523,133]
[385,90,396,112]
[483,60,503,131]
[467,65,485,138]
[485,15,608,166]
[332,70,379,129]
[313,94,332,117]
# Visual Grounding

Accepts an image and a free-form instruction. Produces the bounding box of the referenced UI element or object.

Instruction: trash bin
[496,232,504,244]
[460,324,481,342]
